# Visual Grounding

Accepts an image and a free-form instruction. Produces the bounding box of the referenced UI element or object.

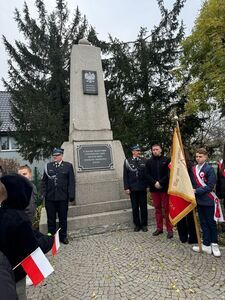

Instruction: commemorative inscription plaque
[82,70,98,95]
[77,144,113,171]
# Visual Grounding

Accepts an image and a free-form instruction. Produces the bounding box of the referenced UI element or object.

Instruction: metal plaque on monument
[82,70,98,95]
[77,144,113,171]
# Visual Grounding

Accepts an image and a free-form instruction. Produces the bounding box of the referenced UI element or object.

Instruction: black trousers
[45,200,68,240]
[177,211,197,244]
[130,190,148,228]
[197,205,218,246]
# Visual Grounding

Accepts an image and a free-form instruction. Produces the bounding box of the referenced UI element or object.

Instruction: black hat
[1,174,33,210]
[131,144,141,151]
[52,148,64,156]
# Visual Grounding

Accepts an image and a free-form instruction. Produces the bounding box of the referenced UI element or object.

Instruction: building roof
[0,91,16,132]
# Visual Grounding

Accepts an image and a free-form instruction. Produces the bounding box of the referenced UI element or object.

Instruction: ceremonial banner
[168,127,196,225]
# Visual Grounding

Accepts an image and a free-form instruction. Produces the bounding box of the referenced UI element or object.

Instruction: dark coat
[41,161,75,202]
[0,208,38,282]
[191,163,216,206]
[0,251,17,300]
[123,157,147,191]
[145,155,170,192]
[0,174,54,283]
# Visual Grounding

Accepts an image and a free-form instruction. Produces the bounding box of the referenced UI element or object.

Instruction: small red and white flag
[21,247,54,286]
[52,229,60,256]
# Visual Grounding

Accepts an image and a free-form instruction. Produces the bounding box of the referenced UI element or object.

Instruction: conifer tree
[105,0,202,153]
[3,0,103,162]
[105,0,185,152]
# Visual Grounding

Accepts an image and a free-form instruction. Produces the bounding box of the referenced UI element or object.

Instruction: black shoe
[142,226,148,232]
[134,226,141,232]
[152,229,163,236]
[61,237,69,244]
[167,232,173,239]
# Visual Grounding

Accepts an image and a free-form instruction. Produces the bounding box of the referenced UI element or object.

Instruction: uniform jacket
[0,251,17,300]
[216,160,225,199]
[191,163,216,206]
[145,155,170,192]
[41,161,75,202]
[123,156,147,191]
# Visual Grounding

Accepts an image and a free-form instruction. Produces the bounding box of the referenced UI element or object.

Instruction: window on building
[0,136,9,150]
[0,136,18,151]
[11,137,18,150]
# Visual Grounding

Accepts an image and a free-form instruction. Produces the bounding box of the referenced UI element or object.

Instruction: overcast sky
[0,0,203,90]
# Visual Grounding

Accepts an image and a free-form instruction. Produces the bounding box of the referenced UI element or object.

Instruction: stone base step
[39,205,155,234]
[68,198,131,217]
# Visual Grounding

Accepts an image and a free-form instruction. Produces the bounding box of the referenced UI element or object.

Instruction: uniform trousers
[130,190,148,228]
[45,200,68,240]
[197,205,218,246]
[151,192,173,232]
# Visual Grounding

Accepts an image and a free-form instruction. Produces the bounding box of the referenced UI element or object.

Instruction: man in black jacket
[145,143,173,238]
[123,144,148,232]
[42,148,75,244]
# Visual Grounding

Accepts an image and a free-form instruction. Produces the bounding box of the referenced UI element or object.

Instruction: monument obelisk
[61,39,133,231]
[39,39,154,233]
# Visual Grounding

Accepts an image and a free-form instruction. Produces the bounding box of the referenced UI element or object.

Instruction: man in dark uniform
[41,148,75,244]
[123,144,148,232]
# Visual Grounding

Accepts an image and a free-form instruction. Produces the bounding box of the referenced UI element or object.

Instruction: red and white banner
[21,247,54,286]
[193,165,224,222]
[168,127,196,225]
[52,229,60,256]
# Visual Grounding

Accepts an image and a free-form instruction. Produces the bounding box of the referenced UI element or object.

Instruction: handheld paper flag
[21,247,54,286]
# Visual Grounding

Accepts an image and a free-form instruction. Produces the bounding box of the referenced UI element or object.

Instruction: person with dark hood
[0,174,54,300]
[0,182,17,299]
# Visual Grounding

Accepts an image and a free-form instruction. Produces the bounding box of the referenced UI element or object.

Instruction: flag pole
[174,116,202,252]
[192,208,202,252]
[13,261,22,270]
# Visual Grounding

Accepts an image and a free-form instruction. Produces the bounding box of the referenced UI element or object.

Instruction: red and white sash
[193,165,224,222]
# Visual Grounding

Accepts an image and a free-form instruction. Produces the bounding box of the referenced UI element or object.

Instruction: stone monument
[40,39,153,234]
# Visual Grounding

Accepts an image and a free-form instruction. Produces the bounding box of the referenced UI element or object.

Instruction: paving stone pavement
[27,226,225,300]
